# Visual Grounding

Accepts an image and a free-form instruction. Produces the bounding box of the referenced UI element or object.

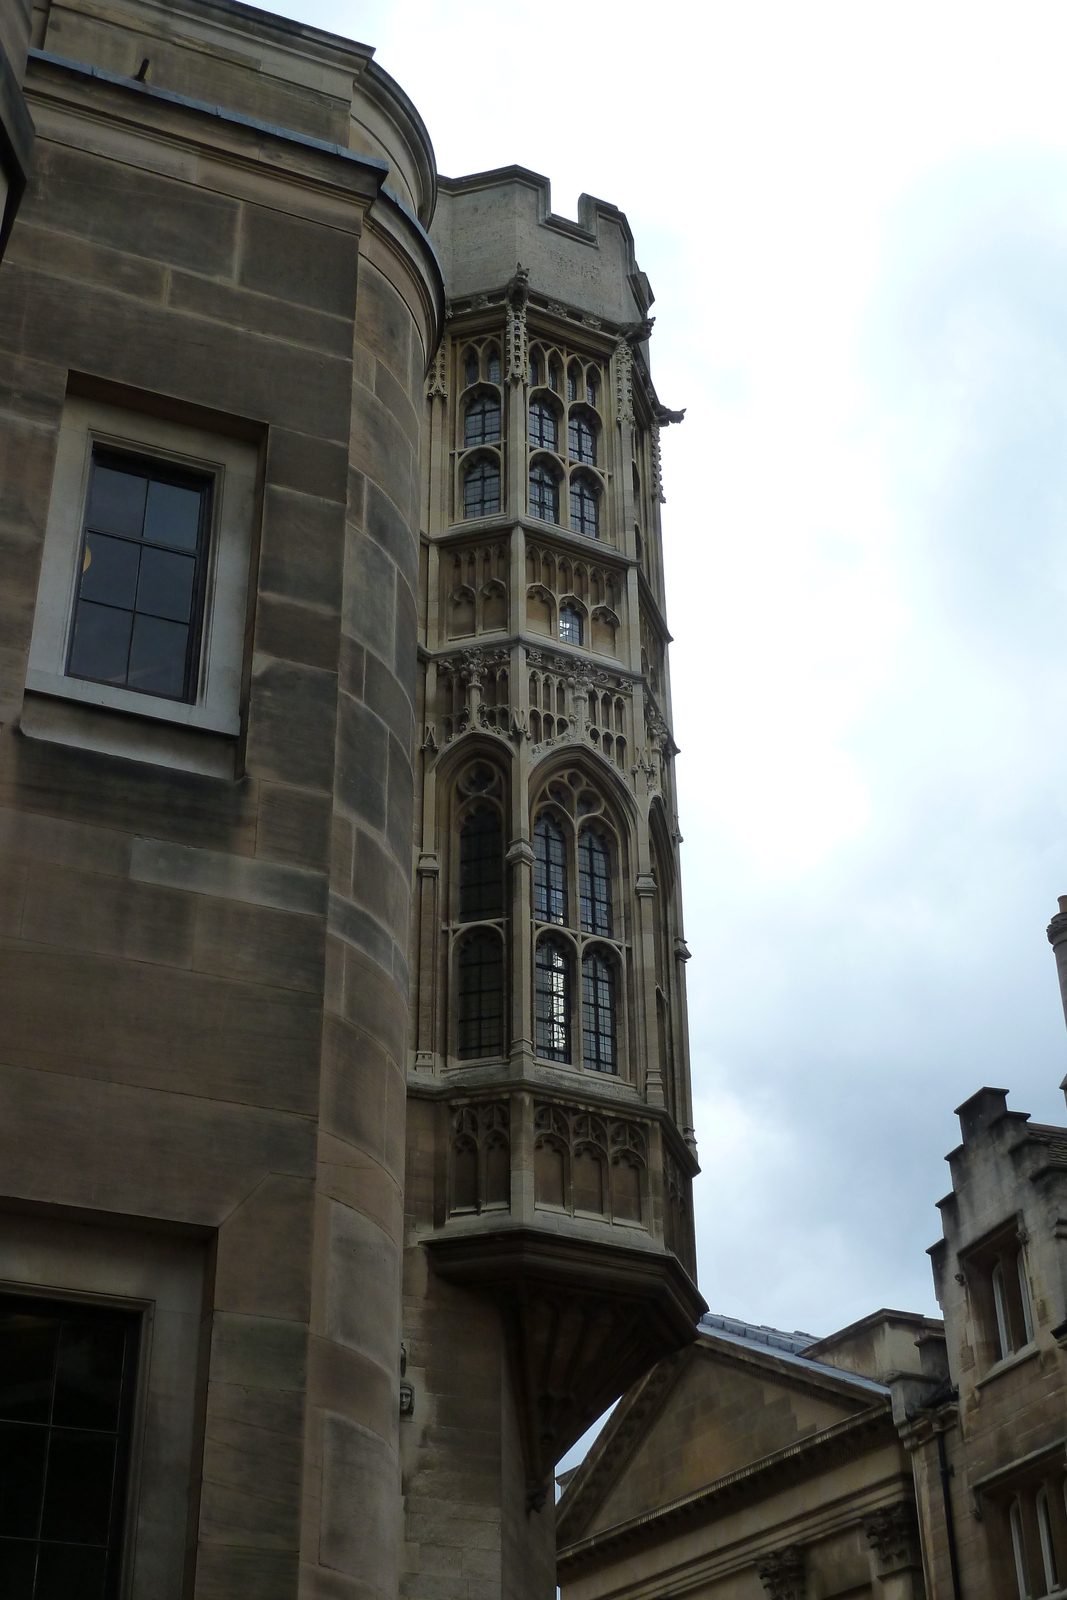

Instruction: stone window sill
[974,1341,1039,1390]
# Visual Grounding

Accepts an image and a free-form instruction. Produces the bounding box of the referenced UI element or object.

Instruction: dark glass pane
[0,1424,47,1537]
[559,606,582,645]
[79,534,140,611]
[0,1319,57,1423]
[87,466,146,540]
[587,375,598,406]
[52,1325,126,1433]
[127,615,189,698]
[464,399,501,449]
[459,810,503,919]
[530,355,541,386]
[40,1431,115,1544]
[579,832,612,936]
[530,402,557,452]
[463,461,500,519]
[529,467,559,524]
[0,1539,37,1598]
[135,547,196,623]
[582,954,616,1072]
[465,355,478,387]
[487,351,501,384]
[68,603,133,685]
[535,941,570,1061]
[144,480,202,552]
[567,367,578,402]
[534,817,567,924]
[35,1542,107,1600]
[457,933,504,1059]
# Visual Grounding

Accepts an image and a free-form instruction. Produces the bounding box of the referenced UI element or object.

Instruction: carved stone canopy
[757,1545,805,1600]
[425,1225,704,1513]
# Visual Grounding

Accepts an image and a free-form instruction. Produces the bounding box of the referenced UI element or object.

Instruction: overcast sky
[277,0,1067,1339]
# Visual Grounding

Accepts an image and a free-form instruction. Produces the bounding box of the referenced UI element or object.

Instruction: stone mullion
[634,869,663,1106]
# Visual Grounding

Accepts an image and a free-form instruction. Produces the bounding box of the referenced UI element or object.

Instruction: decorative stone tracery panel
[533,1103,648,1227]
[448,1102,510,1216]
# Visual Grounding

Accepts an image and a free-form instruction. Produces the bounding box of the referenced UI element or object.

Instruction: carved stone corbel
[506,262,529,384]
[757,1545,805,1600]
[863,1502,923,1575]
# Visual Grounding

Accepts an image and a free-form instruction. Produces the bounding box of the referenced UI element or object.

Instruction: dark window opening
[0,1293,140,1600]
[459,808,503,919]
[67,451,211,704]
[465,397,501,448]
[457,932,504,1059]
[570,479,599,538]
[586,371,599,407]
[567,363,581,403]
[529,400,558,452]
[529,465,559,524]
[568,412,597,465]
[579,830,612,936]
[534,815,567,924]
[582,952,616,1073]
[487,348,501,385]
[536,939,571,1062]
[464,459,500,519]
[529,352,542,387]
[559,604,582,645]
[464,352,479,388]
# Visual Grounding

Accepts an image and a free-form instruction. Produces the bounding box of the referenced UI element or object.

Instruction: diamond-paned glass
[67,452,211,703]
[582,952,616,1073]
[579,830,612,936]
[464,459,500,519]
[457,932,504,1059]
[534,816,567,924]
[535,939,571,1062]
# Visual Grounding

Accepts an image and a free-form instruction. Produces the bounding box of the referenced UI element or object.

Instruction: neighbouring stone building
[556,1309,936,1600]
[0,2,700,1597]
[560,910,1067,1600]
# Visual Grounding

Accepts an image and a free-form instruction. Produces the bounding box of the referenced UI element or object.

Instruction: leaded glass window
[549,361,561,393]
[464,459,500,519]
[464,352,479,388]
[568,412,596,464]
[0,1292,141,1597]
[529,464,559,524]
[457,932,503,1059]
[529,400,558,452]
[68,451,211,703]
[534,815,567,924]
[582,952,616,1073]
[529,352,541,387]
[535,939,571,1062]
[567,363,580,403]
[487,348,501,385]
[570,478,599,538]
[465,396,501,448]
[559,604,582,645]
[586,371,598,407]
[579,830,612,936]
[459,808,503,919]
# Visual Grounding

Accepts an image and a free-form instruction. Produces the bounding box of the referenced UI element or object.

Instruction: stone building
[556,1309,935,1600]
[0,1,700,1596]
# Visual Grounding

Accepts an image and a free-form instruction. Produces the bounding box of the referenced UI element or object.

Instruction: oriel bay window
[0,1292,140,1597]
[68,451,211,703]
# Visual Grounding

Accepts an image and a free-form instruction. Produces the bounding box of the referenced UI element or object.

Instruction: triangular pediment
[560,1328,878,1543]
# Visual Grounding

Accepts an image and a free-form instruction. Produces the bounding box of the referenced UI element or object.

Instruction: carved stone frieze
[651,421,665,504]
[506,262,529,384]
[614,337,634,427]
